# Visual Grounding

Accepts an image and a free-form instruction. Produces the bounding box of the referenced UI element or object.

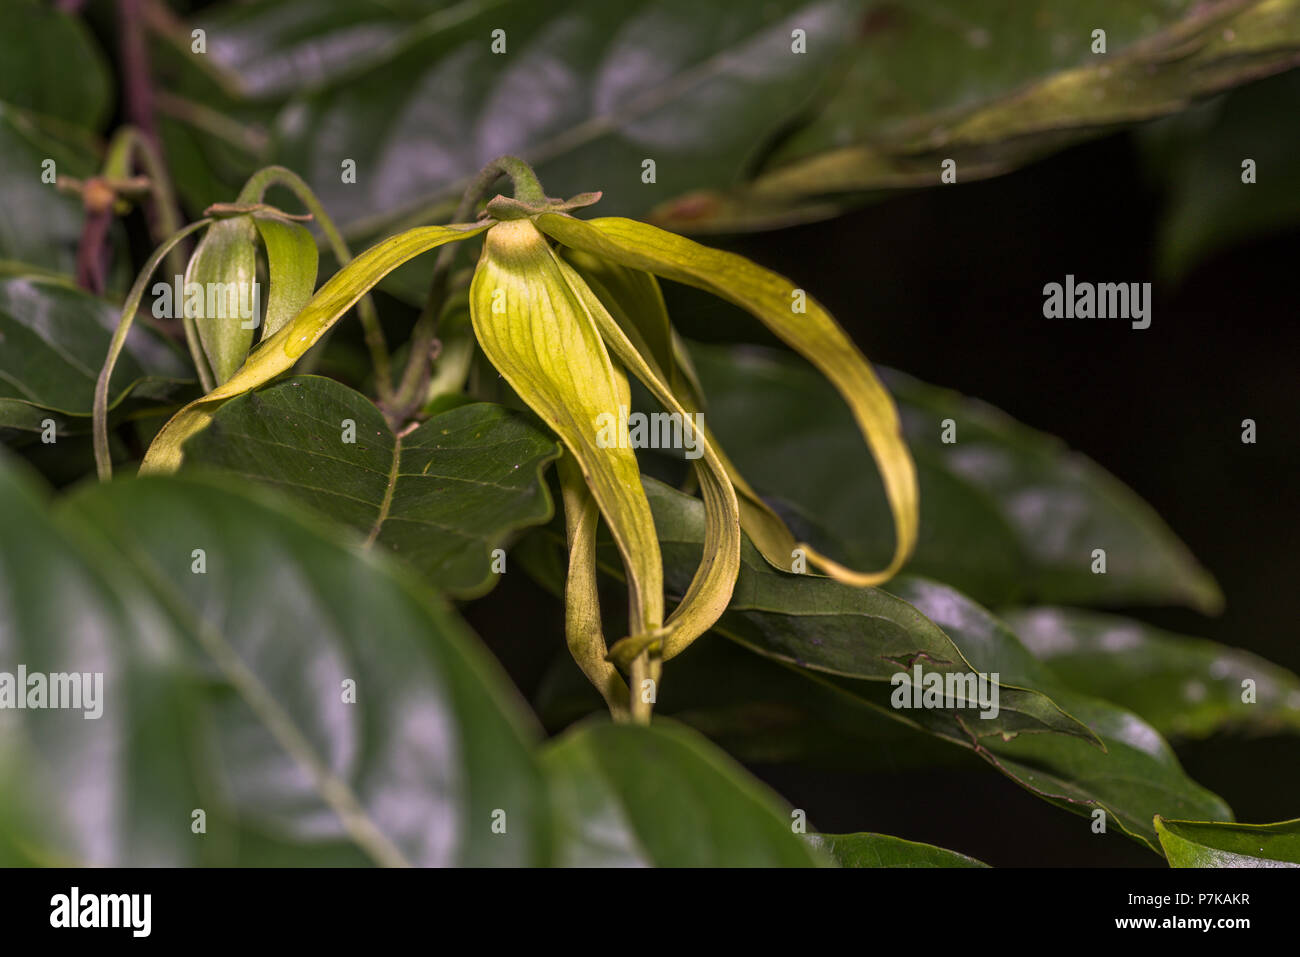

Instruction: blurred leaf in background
[142,0,1300,268]
[0,275,192,435]
[688,343,1222,613]
[0,1,114,275]
[1141,68,1300,279]
[8,1,1296,299]
[655,0,1300,231]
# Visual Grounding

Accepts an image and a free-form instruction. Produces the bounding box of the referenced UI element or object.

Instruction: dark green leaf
[0,108,100,277]
[0,0,112,128]
[0,3,114,275]
[892,578,1234,852]
[0,454,549,866]
[180,375,560,596]
[691,343,1222,612]
[1003,607,1300,739]
[179,0,858,235]
[809,832,987,868]
[1143,70,1300,279]
[1156,816,1300,867]
[163,1,1300,239]
[516,526,966,769]
[189,0,413,99]
[658,0,1300,231]
[608,477,1231,852]
[542,719,828,866]
[530,626,969,771]
[623,477,1098,748]
[0,275,192,432]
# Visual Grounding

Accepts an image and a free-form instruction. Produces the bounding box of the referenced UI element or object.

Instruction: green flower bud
[184,215,259,385]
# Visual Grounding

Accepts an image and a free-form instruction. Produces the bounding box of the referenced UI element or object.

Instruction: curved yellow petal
[554,254,740,665]
[537,213,918,586]
[253,213,319,341]
[140,222,487,475]
[556,452,630,721]
[559,253,818,603]
[469,219,664,642]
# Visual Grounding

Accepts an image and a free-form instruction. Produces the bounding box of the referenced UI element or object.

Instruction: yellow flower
[139,157,918,722]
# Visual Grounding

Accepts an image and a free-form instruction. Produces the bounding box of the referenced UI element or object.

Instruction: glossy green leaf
[518,534,968,770]
[0,454,549,866]
[141,221,487,473]
[172,0,858,235]
[595,477,1231,852]
[658,0,1300,231]
[181,375,561,597]
[158,0,1300,238]
[0,106,100,277]
[690,343,1222,613]
[892,578,1234,852]
[0,4,113,274]
[0,1,112,128]
[1003,607,1300,739]
[185,0,412,99]
[1155,817,1300,867]
[577,476,1096,749]
[809,832,988,868]
[0,275,191,432]
[542,719,828,866]
[253,213,319,340]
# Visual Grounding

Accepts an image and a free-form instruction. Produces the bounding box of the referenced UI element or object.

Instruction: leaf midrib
[366,430,402,548]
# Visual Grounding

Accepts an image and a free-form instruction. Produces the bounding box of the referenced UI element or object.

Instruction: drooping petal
[537,213,918,586]
[468,218,664,643]
[560,249,702,406]
[553,254,739,666]
[557,452,630,720]
[141,222,488,474]
[560,251,819,599]
[253,213,319,341]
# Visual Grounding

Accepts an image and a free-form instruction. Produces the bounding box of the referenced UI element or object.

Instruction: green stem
[422,312,476,407]
[390,155,544,417]
[628,651,658,725]
[94,219,214,481]
[491,155,547,204]
[236,166,393,404]
[105,126,213,392]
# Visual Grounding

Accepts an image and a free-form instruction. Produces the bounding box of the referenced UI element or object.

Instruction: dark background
[467,129,1300,867]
